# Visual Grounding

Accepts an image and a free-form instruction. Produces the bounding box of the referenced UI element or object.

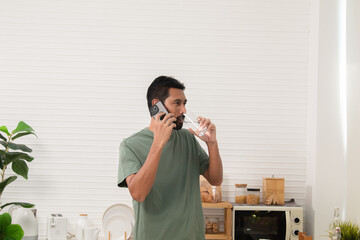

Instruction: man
[118,76,223,240]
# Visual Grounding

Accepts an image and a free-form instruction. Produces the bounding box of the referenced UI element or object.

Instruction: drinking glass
[183,111,207,136]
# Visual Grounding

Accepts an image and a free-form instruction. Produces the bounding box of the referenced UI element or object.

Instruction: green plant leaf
[3,236,17,240]
[11,122,34,135]
[11,160,29,180]
[0,126,10,136]
[0,154,4,169]
[0,213,12,232]
[4,152,34,165]
[0,202,35,210]
[4,224,24,240]
[0,141,7,150]
[11,132,37,141]
[0,176,17,195]
[0,150,5,168]
[0,133,6,141]
[2,142,32,153]
[8,142,32,153]
[339,221,360,240]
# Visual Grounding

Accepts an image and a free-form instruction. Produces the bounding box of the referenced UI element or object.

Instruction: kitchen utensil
[200,175,221,203]
[183,110,207,137]
[84,226,100,240]
[102,204,134,240]
[246,188,261,205]
[47,213,67,240]
[235,184,247,204]
[263,177,285,205]
[76,213,90,240]
[103,215,132,240]
[9,206,38,240]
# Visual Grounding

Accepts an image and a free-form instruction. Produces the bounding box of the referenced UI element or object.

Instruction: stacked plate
[102,204,135,240]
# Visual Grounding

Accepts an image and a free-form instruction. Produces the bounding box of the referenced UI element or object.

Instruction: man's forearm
[205,140,223,186]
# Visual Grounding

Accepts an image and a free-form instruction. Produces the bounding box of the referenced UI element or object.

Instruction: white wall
[346,0,360,223]
[314,0,348,236]
[305,0,319,235]
[0,1,311,239]
[306,0,360,238]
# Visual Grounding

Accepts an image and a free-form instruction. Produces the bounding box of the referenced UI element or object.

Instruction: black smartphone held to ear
[150,101,168,120]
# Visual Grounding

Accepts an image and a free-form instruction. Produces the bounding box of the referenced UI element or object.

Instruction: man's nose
[181,105,187,114]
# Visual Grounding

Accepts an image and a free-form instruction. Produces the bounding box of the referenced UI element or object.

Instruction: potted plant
[0,121,37,240]
[0,121,37,210]
[0,213,24,240]
[339,221,360,240]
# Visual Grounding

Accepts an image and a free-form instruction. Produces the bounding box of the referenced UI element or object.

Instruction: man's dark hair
[146,76,185,112]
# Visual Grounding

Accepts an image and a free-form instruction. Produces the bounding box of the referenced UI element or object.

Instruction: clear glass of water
[183,111,207,136]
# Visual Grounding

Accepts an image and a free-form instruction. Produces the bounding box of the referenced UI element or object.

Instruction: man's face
[163,88,187,130]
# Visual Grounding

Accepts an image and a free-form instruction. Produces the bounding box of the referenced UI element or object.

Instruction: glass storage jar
[235,184,247,204]
[205,217,220,234]
[246,188,260,205]
[200,176,221,203]
[210,186,221,202]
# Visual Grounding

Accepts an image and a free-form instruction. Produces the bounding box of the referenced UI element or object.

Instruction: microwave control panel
[289,208,303,239]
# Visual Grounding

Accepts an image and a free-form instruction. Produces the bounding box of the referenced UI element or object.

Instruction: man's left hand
[189,116,217,143]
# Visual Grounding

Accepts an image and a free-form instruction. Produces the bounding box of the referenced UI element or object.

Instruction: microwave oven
[233,204,303,240]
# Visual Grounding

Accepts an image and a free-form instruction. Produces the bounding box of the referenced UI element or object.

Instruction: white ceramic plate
[103,215,132,240]
[102,204,135,240]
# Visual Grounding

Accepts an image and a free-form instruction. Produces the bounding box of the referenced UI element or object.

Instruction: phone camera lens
[150,105,159,116]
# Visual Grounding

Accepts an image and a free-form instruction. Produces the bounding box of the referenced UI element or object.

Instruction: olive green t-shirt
[118,128,209,240]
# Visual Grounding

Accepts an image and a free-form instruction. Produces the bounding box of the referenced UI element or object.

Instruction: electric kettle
[9,206,38,240]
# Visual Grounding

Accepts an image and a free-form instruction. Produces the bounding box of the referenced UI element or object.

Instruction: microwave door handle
[285,211,291,240]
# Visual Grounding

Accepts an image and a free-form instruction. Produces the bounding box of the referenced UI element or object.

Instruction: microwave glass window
[244,215,278,235]
[235,210,286,240]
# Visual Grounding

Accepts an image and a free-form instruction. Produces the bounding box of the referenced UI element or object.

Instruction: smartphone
[150,101,168,120]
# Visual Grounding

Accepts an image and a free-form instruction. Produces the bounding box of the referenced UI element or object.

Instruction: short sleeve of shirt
[193,136,209,175]
[118,141,142,187]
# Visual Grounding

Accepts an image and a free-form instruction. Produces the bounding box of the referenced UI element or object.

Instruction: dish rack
[202,201,233,240]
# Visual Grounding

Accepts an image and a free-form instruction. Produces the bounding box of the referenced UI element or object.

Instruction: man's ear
[152,99,160,106]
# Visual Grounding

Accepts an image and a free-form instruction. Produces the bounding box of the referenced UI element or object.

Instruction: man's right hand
[150,112,176,148]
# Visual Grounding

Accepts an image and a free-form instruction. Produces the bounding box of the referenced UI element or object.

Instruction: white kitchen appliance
[233,202,303,240]
[9,206,38,240]
[47,214,67,240]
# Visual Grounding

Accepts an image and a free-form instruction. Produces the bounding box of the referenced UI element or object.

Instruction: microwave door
[234,210,287,240]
